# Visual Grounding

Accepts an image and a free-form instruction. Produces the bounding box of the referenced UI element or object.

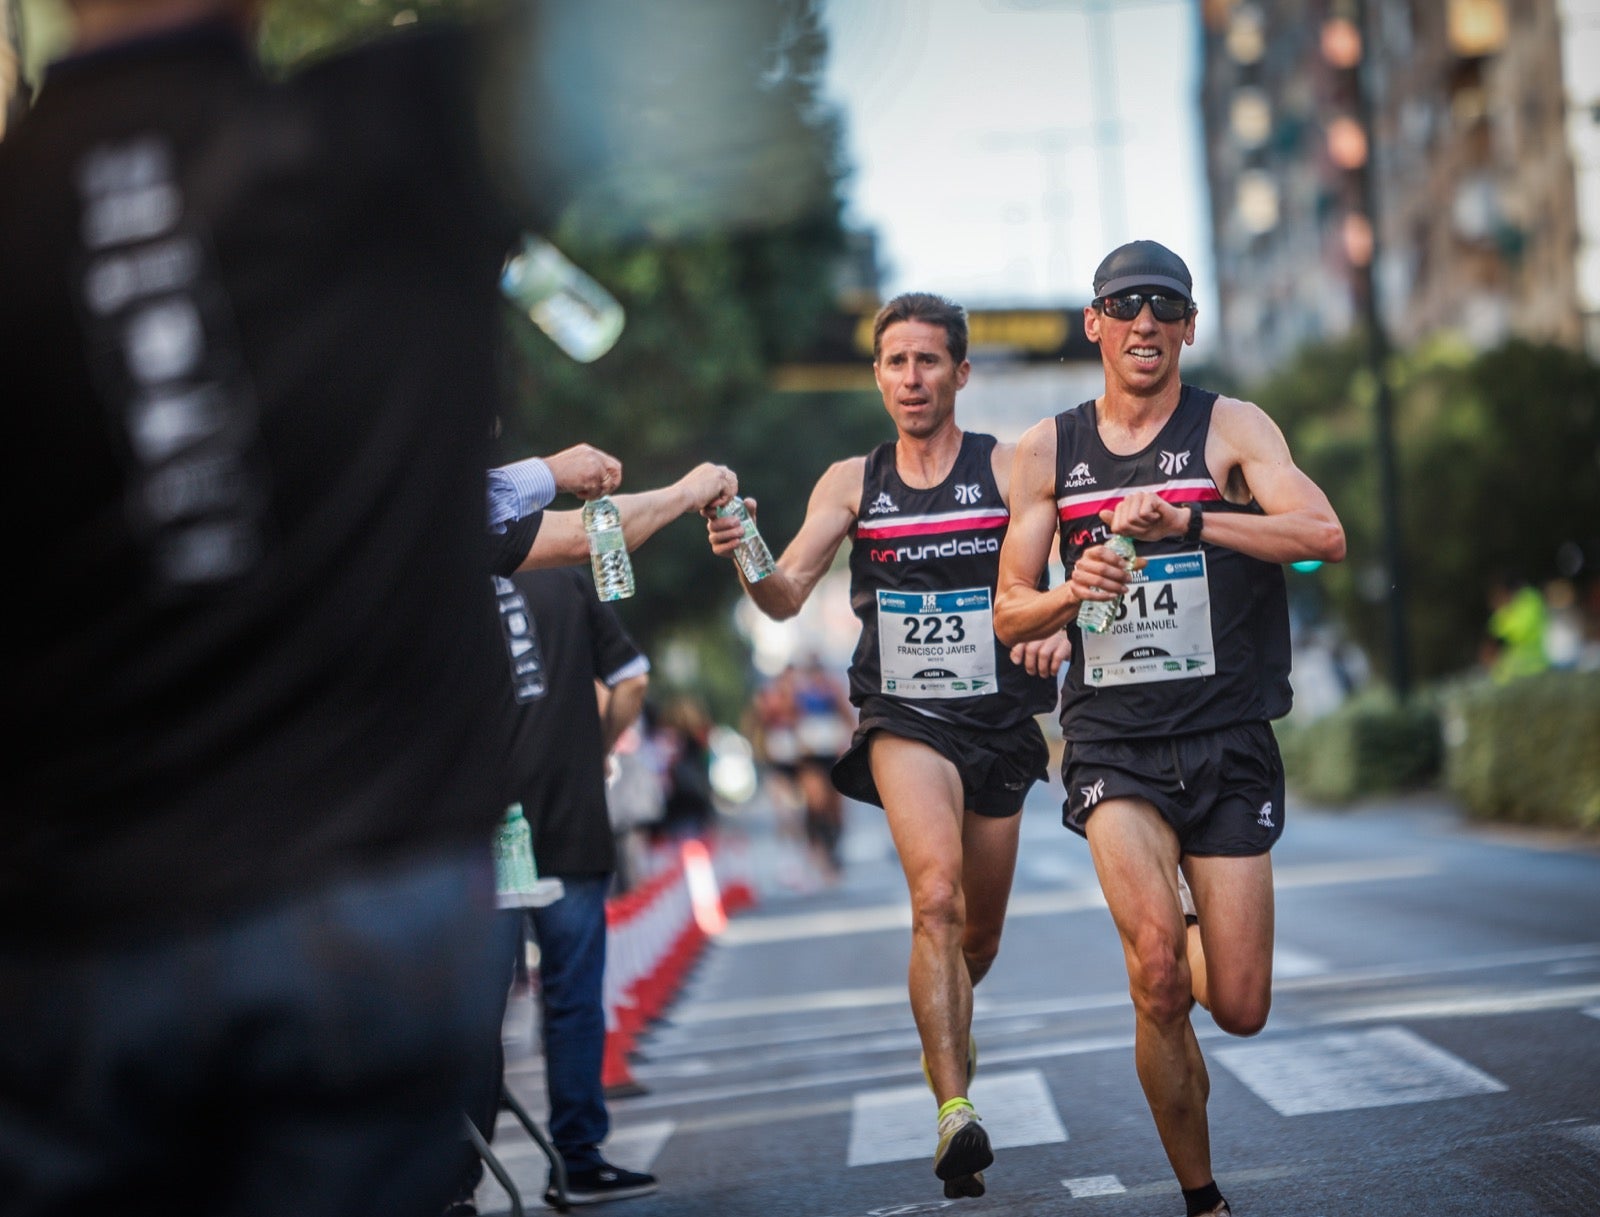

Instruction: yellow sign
[851,309,1078,358]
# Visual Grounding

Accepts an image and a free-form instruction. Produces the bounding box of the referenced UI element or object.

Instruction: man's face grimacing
[1084,287,1196,391]
[873,320,971,440]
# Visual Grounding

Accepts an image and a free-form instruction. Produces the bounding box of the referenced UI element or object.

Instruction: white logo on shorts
[1080,778,1106,808]
[1256,800,1275,828]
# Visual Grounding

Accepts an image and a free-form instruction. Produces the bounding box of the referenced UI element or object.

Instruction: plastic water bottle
[1078,534,1137,634]
[493,802,540,897]
[500,234,625,363]
[716,497,776,582]
[583,495,634,601]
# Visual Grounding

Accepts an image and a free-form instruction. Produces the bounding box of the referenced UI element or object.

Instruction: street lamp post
[1339,0,1413,700]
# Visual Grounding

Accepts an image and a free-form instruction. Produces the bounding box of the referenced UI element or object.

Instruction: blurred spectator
[790,656,856,881]
[605,719,668,893]
[1483,572,1550,682]
[745,666,809,882]
[651,696,719,844]
[1543,578,1585,672]
[449,567,657,1213]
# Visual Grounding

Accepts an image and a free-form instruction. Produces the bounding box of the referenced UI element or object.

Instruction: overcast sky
[818,0,1215,331]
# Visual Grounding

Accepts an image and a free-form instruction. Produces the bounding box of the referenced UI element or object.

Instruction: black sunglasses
[1094,292,1194,323]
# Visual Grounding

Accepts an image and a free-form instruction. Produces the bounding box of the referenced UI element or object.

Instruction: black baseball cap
[1092,240,1194,303]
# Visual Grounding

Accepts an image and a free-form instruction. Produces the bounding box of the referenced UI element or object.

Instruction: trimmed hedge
[1442,670,1600,829]
[1277,687,1442,806]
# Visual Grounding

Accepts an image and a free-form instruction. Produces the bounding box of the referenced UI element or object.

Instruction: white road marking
[1214,1026,1507,1116]
[718,856,1442,946]
[1062,1174,1125,1196]
[603,1118,674,1170]
[846,1069,1066,1167]
[1272,946,1329,977]
[1562,1122,1600,1152]
[1019,851,1089,884]
[670,985,910,1024]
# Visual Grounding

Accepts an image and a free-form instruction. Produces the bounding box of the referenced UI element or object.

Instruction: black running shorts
[1059,721,1286,856]
[832,696,1049,817]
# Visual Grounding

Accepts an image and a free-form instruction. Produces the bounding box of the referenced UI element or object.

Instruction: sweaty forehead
[877,320,952,359]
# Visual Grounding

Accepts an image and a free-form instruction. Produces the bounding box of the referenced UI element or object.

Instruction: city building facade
[1200,0,1600,380]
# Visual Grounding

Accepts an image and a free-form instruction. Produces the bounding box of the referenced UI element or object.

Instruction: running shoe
[920,1033,978,1093]
[933,1105,993,1199]
[1193,1203,1231,1216]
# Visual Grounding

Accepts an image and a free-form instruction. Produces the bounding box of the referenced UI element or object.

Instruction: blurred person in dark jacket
[0,2,539,1212]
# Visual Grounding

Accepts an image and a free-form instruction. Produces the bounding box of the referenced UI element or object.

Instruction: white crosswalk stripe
[1062,1174,1126,1197]
[846,1068,1067,1167]
[1213,1026,1507,1116]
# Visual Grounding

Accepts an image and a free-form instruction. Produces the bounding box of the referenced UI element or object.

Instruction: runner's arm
[994,437,1073,673]
[995,419,1083,644]
[707,457,862,620]
[1120,397,1344,566]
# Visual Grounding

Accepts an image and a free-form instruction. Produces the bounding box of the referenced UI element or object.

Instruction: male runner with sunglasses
[993,241,1344,1217]
[706,292,1069,1200]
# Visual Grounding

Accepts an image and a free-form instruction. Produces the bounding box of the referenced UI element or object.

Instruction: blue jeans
[528,875,610,1172]
[0,849,506,1217]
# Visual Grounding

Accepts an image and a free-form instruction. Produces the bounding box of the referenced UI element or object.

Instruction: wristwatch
[1182,503,1204,547]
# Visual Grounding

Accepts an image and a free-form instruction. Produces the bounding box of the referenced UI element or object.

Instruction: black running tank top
[847,431,1056,730]
[1053,386,1292,739]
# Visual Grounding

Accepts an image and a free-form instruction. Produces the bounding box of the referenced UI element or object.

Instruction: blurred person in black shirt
[451,568,657,1214]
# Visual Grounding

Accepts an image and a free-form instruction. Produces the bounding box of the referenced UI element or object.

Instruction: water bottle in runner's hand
[1077,534,1137,634]
[583,495,634,601]
[716,497,776,582]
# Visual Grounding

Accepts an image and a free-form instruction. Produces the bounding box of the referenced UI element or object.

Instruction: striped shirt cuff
[485,457,557,532]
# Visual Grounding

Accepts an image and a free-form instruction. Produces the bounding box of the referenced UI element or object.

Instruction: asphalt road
[488,778,1600,1217]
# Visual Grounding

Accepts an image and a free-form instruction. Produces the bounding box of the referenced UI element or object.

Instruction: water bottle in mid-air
[716,497,776,582]
[1077,534,1137,634]
[583,495,634,601]
[500,234,625,363]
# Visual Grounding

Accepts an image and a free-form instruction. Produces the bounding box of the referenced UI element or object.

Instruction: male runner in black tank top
[994,242,1345,1217]
[707,293,1069,1200]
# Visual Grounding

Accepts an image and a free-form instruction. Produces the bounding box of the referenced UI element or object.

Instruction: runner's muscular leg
[1183,853,1273,1036]
[959,810,1022,986]
[1085,798,1214,1190]
[870,732,971,1105]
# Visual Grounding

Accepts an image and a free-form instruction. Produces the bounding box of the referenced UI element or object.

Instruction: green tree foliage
[1252,335,1600,685]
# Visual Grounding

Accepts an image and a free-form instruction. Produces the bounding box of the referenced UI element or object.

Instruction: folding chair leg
[463,1113,524,1217]
[500,1084,570,1212]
